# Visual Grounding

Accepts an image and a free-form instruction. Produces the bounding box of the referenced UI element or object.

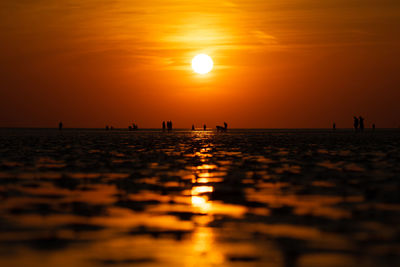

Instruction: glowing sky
[1,0,399,128]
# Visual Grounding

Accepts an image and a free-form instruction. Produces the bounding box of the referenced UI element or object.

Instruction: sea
[0,128,399,266]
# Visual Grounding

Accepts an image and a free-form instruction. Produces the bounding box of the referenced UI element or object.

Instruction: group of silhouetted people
[162,121,173,131]
[129,123,138,131]
[332,117,376,132]
[105,125,114,130]
[354,116,365,132]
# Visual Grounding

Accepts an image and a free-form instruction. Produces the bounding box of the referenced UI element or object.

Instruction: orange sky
[1,0,399,128]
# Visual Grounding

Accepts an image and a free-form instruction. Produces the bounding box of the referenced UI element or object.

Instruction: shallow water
[0,129,399,267]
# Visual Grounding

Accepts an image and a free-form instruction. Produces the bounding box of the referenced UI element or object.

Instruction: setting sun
[192,54,213,74]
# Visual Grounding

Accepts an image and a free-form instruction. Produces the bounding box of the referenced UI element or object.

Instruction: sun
[192,54,213,74]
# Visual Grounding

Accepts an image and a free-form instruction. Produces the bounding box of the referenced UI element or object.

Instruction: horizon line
[1,127,399,130]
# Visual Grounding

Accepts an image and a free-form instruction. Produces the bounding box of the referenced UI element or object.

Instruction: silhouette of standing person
[372,123,375,131]
[359,116,364,132]
[162,121,166,131]
[192,124,195,131]
[59,121,63,131]
[353,116,359,132]
[333,122,336,131]
[203,124,206,131]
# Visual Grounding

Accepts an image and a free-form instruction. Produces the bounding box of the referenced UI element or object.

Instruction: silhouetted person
[192,124,195,131]
[162,121,166,131]
[372,123,375,131]
[359,116,364,132]
[203,124,206,131]
[353,116,359,132]
[110,126,114,130]
[105,125,109,131]
[333,122,336,131]
[59,122,63,131]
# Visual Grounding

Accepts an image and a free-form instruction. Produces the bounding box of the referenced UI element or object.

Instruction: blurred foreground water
[0,129,399,267]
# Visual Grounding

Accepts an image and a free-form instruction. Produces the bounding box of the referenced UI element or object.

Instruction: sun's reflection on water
[191,186,213,214]
[191,227,224,265]
[192,195,212,213]
[192,185,214,195]
[185,133,226,265]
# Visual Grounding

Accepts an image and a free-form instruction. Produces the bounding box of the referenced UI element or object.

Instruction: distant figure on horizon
[333,122,336,131]
[203,124,206,131]
[192,124,195,131]
[216,122,228,132]
[162,121,166,131]
[359,116,364,132]
[110,126,114,130]
[372,123,375,131]
[353,116,359,132]
[105,125,109,131]
[59,121,63,131]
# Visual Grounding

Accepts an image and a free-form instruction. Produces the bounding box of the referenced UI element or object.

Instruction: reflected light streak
[197,178,210,183]
[192,196,212,213]
[191,186,213,213]
[191,227,224,265]
[199,172,211,178]
[192,185,213,195]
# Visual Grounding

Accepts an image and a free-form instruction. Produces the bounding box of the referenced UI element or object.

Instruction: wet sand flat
[0,129,399,267]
